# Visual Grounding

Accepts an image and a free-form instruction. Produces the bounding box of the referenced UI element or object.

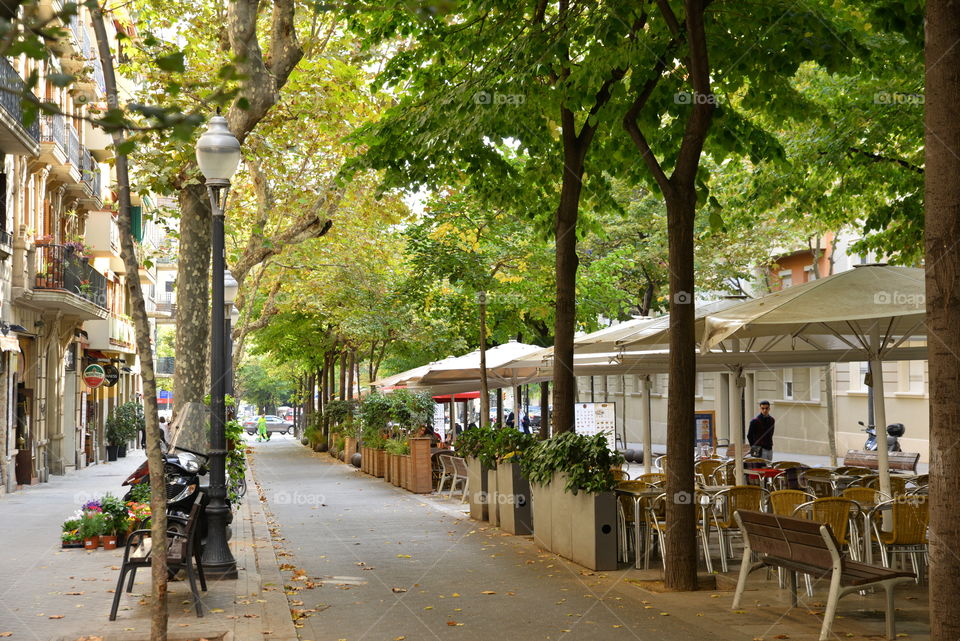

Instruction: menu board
[695,410,716,455]
[434,404,447,440]
[574,402,617,451]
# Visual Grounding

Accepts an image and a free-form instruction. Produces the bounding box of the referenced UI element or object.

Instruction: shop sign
[103,365,120,387]
[83,364,106,388]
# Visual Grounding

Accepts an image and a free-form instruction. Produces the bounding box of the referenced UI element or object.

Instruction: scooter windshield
[167,402,212,456]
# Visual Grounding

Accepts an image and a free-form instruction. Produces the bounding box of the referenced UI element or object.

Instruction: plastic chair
[871,496,929,580]
[711,485,765,572]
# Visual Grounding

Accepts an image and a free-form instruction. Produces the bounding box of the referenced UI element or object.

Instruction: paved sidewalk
[254,438,929,641]
[0,442,298,641]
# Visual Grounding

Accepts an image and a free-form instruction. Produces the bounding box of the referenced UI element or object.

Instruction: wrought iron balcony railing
[0,58,39,141]
[40,113,66,150]
[34,243,107,308]
[156,356,175,375]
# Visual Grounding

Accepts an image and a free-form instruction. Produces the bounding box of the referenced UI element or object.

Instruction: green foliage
[519,432,624,495]
[225,419,247,505]
[361,422,387,450]
[387,389,434,431]
[456,426,536,468]
[304,420,324,447]
[99,493,131,535]
[236,356,295,412]
[384,437,410,456]
[324,400,357,431]
[128,482,151,504]
[106,402,144,446]
[79,511,107,538]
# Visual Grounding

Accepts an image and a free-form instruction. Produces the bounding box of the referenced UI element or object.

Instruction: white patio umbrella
[371,356,459,390]
[692,265,926,495]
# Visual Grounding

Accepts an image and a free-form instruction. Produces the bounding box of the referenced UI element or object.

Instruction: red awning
[433,392,481,402]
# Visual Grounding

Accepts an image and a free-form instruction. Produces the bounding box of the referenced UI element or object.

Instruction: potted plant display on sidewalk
[61,518,83,548]
[99,493,130,549]
[455,425,498,521]
[492,428,537,535]
[79,506,106,550]
[520,432,623,571]
[106,401,144,460]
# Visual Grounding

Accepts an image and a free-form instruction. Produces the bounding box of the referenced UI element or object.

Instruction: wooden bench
[843,449,920,472]
[733,510,915,641]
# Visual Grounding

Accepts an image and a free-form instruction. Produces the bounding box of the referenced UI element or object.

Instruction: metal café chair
[635,472,666,487]
[611,468,631,482]
[711,485,765,572]
[794,498,863,561]
[615,480,657,566]
[695,459,725,486]
[801,468,835,498]
[871,496,929,581]
[646,491,715,573]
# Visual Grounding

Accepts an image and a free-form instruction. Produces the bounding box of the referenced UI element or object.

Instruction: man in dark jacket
[747,400,775,460]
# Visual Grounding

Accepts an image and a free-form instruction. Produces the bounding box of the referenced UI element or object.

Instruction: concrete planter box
[532,472,618,571]
[496,460,532,535]
[466,457,491,521]
[487,468,500,526]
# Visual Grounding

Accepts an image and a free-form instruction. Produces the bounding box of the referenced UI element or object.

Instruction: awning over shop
[432,392,481,402]
[0,335,21,353]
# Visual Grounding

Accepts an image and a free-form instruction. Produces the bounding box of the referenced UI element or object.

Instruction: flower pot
[101,535,118,550]
[61,541,83,549]
[106,445,119,462]
[118,444,127,458]
[83,536,100,550]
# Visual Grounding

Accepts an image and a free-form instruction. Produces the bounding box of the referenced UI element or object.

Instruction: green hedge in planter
[520,432,624,494]
[456,426,537,468]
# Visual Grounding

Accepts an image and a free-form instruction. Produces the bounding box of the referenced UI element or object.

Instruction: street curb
[245,457,298,641]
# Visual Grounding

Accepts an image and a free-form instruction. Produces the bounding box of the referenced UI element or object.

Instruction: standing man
[747,400,775,460]
[257,413,269,442]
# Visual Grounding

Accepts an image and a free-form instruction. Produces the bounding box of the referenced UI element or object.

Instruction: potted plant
[492,428,537,535]
[79,510,106,550]
[61,517,83,548]
[519,432,624,571]
[99,493,129,549]
[455,425,498,521]
[106,402,144,459]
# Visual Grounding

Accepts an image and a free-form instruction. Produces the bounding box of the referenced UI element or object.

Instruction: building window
[782,368,794,400]
[779,270,793,289]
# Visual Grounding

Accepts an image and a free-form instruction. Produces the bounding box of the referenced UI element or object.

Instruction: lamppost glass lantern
[195,116,241,183]
[223,270,239,308]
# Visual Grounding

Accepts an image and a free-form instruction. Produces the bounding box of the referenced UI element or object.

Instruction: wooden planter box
[391,454,401,486]
[466,457,491,521]
[344,437,357,461]
[375,450,386,478]
[531,472,618,571]
[383,452,392,483]
[496,460,533,535]
[400,455,410,489]
[407,437,433,494]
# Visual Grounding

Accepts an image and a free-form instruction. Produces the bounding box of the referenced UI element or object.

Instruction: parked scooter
[860,420,905,452]
[121,438,209,528]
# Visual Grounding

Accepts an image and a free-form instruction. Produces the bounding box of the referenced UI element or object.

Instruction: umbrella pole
[870,325,892,501]
[642,375,652,474]
[733,367,744,484]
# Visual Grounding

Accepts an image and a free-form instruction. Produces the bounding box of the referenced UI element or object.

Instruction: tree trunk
[173,183,211,414]
[662,194,698,592]
[551,146,586,434]
[339,348,347,401]
[538,381,550,439]
[347,348,355,400]
[479,290,490,428]
[925,4,960,638]
[91,13,168,640]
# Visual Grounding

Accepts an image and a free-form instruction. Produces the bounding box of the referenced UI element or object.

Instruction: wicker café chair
[611,468,631,482]
[616,480,658,567]
[801,468,835,498]
[695,459,725,486]
[646,492,714,573]
[771,460,807,470]
[834,466,874,476]
[654,455,668,474]
[769,489,816,516]
[711,460,738,486]
[866,475,909,496]
[711,485,764,572]
[872,496,929,579]
[635,472,666,487]
[842,486,888,508]
[794,498,863,559]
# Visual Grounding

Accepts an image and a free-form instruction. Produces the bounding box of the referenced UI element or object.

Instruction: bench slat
[843,449,920,472]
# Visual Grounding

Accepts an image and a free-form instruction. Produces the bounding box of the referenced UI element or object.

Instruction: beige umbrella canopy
[371,356,459,390]
[415,340,546,390]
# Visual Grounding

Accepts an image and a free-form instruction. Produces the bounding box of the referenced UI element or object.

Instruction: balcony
[84,210,124,273]
[156,356,175,376]
[28,243,109,321]
[150,292,176,321]
[39,115,82,183]
[84,312,136,354]
[0,58,40,156]
[67,146,103,208]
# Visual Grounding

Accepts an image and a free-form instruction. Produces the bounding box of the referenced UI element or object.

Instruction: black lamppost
[195,115,241,579]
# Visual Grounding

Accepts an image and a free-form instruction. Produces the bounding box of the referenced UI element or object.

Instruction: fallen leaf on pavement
[0,633,12,637]
[392,587,407,593]
[446,621,463,626]
[48,615,64,619]
[481,591,496,595]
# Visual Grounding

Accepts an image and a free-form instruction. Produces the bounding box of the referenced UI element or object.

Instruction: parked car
[242,415,294,436]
